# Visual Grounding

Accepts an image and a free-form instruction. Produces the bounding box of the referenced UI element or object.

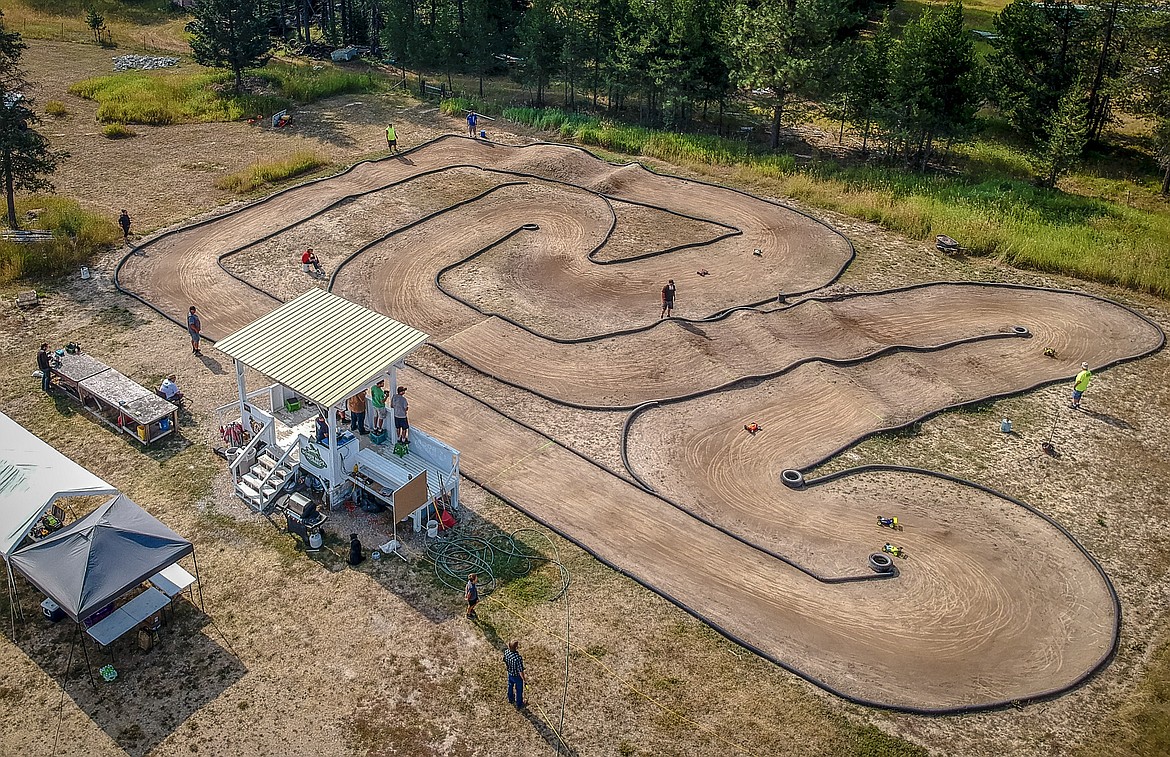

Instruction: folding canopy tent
[1,411,119,629]
[0,411,117,560]
[9,493,199,623]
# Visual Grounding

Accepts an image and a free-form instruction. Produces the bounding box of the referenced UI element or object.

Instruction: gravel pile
[113,55,180,71]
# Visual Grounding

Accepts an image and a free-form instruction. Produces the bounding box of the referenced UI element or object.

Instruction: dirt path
[112,136,1162,712]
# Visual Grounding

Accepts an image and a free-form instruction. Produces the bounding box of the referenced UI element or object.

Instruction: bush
[0,196,120,282]
[70,70,285,125]
[44,100,68,117]
[101,122,134,138]
[254,62,380,103]
[215,151,328,194]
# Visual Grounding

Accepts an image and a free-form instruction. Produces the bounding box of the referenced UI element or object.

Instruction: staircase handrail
[255,436,299,496]
[230,417,271,479]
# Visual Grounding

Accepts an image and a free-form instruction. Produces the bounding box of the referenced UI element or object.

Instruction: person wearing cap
[391,385,409,444]
[159,374,183,403]
[187,306,202,356]
[370,379,388,433]
[1070,362,1092,409]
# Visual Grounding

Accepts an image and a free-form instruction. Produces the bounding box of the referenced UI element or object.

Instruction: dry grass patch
[214,151,329,194]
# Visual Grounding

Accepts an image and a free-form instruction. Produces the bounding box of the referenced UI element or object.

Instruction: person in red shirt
[300,248,322,274]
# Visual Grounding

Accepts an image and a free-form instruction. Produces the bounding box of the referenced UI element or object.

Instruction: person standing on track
[503,639,527,708]
[391,385,410,444]
[467,111,478,137]
[187,306,202,356]
[1070,362,1092,409]
[118,209,131,243]
[661,279,676,319]
[386,123,398,153]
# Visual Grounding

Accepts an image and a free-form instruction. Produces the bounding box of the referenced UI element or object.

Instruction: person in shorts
[661,279,676,319]
[386,123,398,153]
[465,573,479,618]
[370,379,388,433]
[467,111,478,137]
[187,306,202,356]
[1070,362,1092,409]
[391,385,409,444]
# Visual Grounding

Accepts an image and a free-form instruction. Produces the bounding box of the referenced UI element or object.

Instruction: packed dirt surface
[115,136,1162,710]
[6,38,1170,757]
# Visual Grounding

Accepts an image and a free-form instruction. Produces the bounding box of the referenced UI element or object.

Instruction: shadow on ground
[8,582,244,757]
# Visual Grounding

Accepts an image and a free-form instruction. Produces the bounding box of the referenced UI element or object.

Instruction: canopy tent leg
[5,558,26,637]
[69,624,98,692]
[191,550,206,613]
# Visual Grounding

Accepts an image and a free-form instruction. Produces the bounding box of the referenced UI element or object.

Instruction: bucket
[136,425,148,442]
[426,520,439,538]
[479,130,486,139]
[80,266,90,280]
[1000,418,1012,433]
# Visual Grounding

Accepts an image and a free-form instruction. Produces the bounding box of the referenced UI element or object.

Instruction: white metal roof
[215,288,430,409]
[0,412,117,558]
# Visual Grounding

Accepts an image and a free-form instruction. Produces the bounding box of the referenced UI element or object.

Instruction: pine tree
[1,10,67,229]
[886,0,981,169]
[987,0,1091,142]
[85,9,107,45]
[187,0,272,95]
[516,0,563,106]
[728,0,861,149]
[1031,86,1088,187]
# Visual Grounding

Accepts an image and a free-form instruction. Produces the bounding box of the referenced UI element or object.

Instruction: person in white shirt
[159,374,183,403]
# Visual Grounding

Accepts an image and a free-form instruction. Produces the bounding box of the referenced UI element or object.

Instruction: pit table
[49,352,178,444]
[85,587,171,647]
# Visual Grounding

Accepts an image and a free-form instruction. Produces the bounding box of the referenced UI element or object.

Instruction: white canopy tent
[0,412,117,559]
[1,411,118,628]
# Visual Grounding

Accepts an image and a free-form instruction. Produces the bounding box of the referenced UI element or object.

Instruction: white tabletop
[150,563,196,598]
[86,587,171,646]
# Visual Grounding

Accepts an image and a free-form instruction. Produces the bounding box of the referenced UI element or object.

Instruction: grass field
[0,195,120,281]
[69,70,285,125]
[1,0,187,50]
[69,63,381,126]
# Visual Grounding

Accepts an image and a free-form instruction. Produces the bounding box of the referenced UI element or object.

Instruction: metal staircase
[233,442,297,512]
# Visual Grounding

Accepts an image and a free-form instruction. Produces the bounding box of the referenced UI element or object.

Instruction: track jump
[116,136,1164,712]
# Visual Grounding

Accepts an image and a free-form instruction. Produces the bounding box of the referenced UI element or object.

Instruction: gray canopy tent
[9,493,201,623]
[9,494,203,688]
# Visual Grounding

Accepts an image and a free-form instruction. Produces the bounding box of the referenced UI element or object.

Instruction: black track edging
[107,131,1162,715]
[410,365,897,588]
[117,134,856,344]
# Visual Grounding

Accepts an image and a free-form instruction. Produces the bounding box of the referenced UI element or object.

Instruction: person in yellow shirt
[386,123,398,153]
[1070,361,1092,409]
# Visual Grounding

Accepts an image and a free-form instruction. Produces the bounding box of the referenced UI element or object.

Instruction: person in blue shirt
[467,111,478,137]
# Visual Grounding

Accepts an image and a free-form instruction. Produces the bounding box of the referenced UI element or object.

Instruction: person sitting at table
[158,374,184,404]
[315,413,329,444]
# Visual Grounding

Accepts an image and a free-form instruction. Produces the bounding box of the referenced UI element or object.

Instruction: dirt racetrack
[116,136,1164,712]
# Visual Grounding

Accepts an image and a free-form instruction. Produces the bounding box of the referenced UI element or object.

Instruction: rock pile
[113,55,180,72]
